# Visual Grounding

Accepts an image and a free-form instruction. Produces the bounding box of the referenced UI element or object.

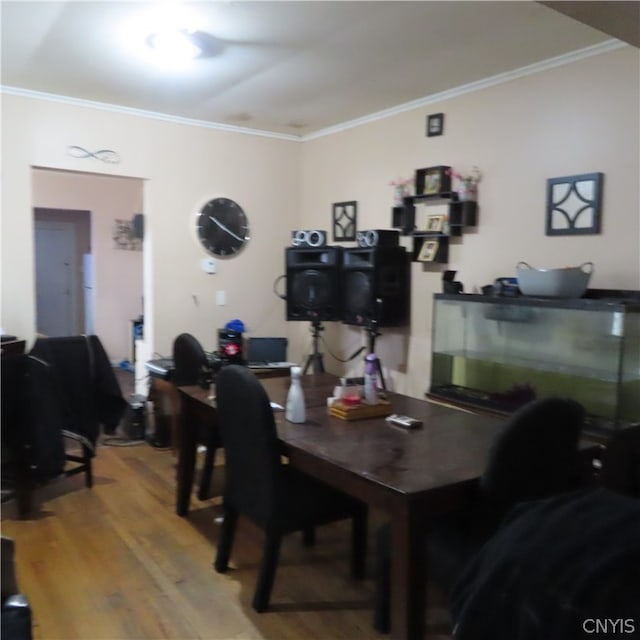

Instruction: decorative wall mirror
[332,200,357,241]
[546,172,603,236]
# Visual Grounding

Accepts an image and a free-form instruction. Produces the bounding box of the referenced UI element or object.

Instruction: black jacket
[25,335,126,478]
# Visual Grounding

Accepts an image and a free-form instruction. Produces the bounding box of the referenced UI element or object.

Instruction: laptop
[247,337,296,368]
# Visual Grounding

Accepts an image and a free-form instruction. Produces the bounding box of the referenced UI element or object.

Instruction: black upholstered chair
[172,333,219,500]
[1,352,38,516]
[373,396,590,633]
[450,488,640,640]
[1,537,32,640]
[213,365,368,612]
[601,424,640,498]
[2,336,126,516]
[172,333,211,389]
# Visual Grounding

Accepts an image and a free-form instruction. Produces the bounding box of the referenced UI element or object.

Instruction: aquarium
[429,292,640,432]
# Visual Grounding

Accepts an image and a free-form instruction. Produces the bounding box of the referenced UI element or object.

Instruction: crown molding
[302,39,627,141]
[1,39,626,143]
[0,86,301,142]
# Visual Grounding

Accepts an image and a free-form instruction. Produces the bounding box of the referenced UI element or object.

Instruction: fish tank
[429,291,640,434]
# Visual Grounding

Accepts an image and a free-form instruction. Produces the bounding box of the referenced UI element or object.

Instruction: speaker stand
[365,322,387,391]
[303,320,325,375]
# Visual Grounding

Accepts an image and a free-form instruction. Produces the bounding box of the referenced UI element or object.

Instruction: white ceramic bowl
[516,262,593,298]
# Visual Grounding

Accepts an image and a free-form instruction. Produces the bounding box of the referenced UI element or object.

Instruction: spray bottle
[363,353,378,405]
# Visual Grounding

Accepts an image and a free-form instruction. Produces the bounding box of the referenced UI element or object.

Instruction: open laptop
[247,337,296,368]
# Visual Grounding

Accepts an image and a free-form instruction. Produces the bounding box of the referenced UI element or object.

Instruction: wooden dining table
[176,372,506,640]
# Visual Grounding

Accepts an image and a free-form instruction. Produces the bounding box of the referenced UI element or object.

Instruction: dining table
[176,371,506,640]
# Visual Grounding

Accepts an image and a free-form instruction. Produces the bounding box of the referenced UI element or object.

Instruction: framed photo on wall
[425,214,445,232]
[417,239,439,262]
[426,112,444,137]
[415,166,451,197]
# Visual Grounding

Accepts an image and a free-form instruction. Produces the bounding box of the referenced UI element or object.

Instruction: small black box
[123,394,147,441]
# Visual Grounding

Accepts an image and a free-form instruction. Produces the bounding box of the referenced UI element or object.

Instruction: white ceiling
[1,1,637,138]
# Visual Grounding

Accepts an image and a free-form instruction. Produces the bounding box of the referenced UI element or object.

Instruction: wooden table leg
[176,393,197,516]
[390,505,426,640]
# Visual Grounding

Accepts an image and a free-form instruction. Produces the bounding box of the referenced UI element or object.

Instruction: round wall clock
[196,197,250,258]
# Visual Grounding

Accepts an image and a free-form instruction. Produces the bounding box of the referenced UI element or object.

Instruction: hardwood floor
[1,390,453,639]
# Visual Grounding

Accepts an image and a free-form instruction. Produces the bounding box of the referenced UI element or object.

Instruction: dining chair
[1,536,33,640]
[2,335,126,516]
[212,364,368,612]
[450,488,640,640]
[172,333,219,500]
[373,396,590,633]
[600,423,640,498]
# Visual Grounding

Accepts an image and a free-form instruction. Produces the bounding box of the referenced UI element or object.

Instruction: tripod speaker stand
[303,320,325,374]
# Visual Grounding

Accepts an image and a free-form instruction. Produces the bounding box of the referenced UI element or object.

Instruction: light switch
[216,290,226,306]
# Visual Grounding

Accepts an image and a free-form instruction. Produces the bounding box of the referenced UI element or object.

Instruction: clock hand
[208,215,244,242]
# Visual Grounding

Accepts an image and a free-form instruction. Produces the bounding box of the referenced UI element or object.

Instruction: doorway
[31,169,144,364]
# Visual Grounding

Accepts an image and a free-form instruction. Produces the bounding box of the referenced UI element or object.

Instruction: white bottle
[285,366,306,423]
[363,353,378,405]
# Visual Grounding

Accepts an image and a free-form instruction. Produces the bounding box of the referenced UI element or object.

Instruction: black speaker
[132,213,144,239]
[341,246,410,327]
[291,229,327,247]
[356,229,399,248]
[218,328,244,364]
[286,246,342,321]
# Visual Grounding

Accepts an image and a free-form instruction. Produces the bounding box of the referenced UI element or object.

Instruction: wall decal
[68,145,121,164]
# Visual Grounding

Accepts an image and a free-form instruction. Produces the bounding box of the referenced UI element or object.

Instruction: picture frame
[332,200,358,241]
[424,170,441,195]
[113,218,142,251]
[415,166,451,197]
[426,112,444,137]
[417,239,439,262]
[425,214,445,232]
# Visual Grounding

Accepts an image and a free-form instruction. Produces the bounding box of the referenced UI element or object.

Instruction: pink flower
[389,176,414,187]
[447,166,482,185]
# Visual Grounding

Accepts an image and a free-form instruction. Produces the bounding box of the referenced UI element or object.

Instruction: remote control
[385,414,423,429]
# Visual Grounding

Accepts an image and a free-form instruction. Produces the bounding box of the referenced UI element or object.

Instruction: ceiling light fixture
[146,28,202,64]
[121,5,214,71]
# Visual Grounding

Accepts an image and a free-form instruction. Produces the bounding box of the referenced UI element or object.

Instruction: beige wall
[32,169,144,362]
[1,98,300,365]
[299,46,639,397]
[2,45,638,399]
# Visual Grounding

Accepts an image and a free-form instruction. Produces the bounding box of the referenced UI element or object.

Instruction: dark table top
[179,373,506,498]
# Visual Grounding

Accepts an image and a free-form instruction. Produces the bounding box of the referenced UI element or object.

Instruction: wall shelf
[391,192,478,264]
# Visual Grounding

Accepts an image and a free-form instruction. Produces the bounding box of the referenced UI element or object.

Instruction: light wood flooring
[1,373,452,640]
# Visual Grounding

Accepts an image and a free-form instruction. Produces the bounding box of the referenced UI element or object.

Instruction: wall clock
[196,197,250,258]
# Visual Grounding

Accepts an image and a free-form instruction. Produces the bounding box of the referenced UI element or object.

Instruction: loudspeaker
[341,246,410,327]
[286,246,342,321]
[218,328,244,364]
[356,229,400,248]
[291,229,327,248]
[132,213,144,240]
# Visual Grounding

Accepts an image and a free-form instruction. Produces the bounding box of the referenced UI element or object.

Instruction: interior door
[83,253,94,334]
[35,220,78,336]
